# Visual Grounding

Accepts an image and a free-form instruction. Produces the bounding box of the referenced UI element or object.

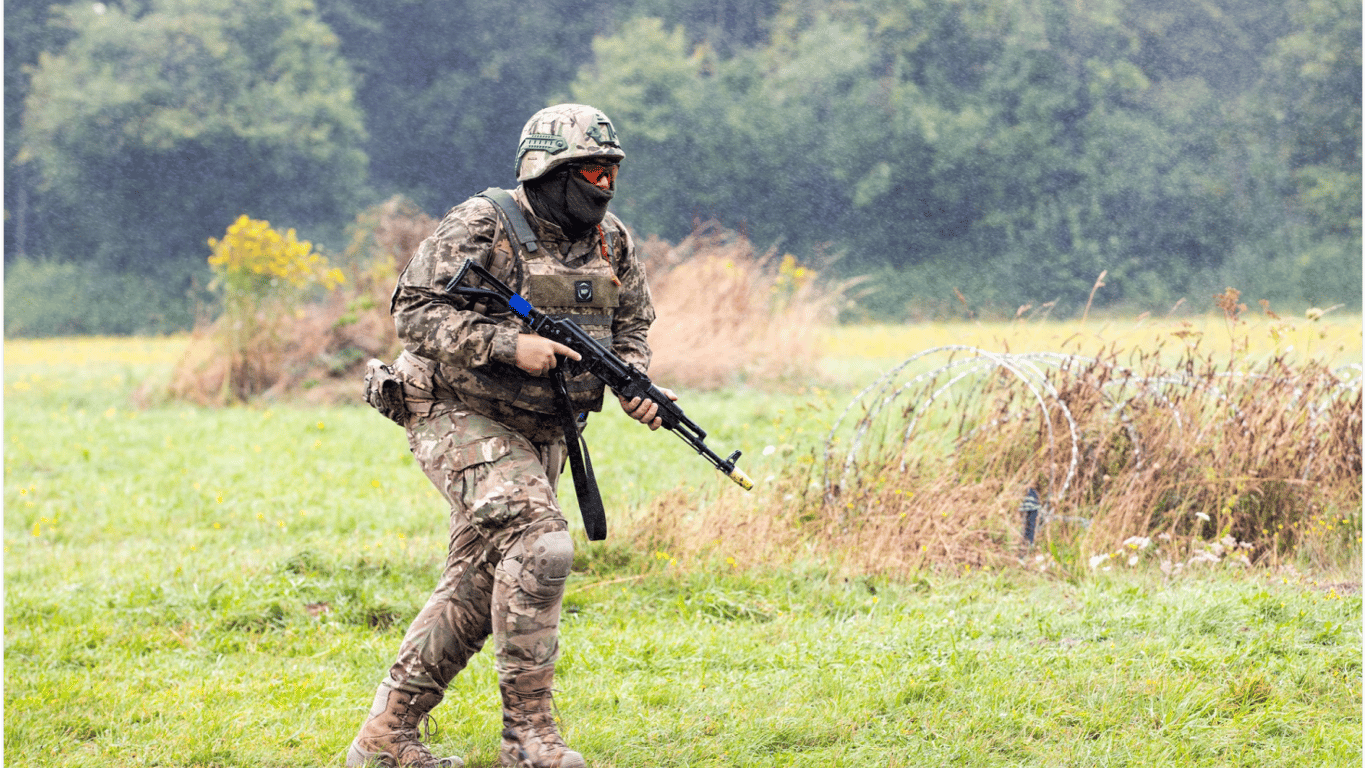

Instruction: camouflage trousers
[382,406,572,698]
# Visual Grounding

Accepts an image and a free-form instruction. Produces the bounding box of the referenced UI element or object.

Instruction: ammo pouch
[364,358,410,426]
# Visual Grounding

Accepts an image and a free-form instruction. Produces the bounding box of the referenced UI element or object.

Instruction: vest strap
[478,187,539,253]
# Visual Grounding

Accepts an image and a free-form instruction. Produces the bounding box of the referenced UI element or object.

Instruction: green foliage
[313,0,603,212]
[571,17,723,238]
[19,0,366,273]
[574,0,1361,316]
[1269,0,1363,239]
[311,0,780,214]
[1215,235,1365,310]
[5,0,1361,334]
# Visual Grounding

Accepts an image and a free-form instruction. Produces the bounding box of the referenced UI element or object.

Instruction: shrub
[169,215,346,404]
[166,197,436,405]
[166,208,844,404]
[3,257,200,337]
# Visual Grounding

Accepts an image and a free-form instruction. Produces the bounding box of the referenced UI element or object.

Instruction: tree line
[4,0,1359,334]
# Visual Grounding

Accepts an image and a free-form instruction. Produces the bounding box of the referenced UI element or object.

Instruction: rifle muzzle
[728,466,755,491]
[720,451,754,490]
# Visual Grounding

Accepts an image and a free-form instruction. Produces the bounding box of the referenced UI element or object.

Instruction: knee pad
[520,529,573,597]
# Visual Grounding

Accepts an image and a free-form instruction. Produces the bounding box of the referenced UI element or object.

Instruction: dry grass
[639,223,846,389]
[634,340,1362,579]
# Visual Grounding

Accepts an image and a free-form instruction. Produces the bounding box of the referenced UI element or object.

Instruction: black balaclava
[524,165,614,241]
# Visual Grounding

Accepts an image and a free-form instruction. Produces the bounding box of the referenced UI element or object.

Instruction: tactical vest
[438,188,620,422]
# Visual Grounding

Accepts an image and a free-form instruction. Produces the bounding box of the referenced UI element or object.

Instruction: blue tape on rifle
[509,294,533,318]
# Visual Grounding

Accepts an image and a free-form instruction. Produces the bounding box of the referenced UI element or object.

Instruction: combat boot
[346,681,464,768]
[498,667,585,768]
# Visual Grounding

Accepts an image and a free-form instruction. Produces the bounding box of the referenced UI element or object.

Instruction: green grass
[4,337,1361,767]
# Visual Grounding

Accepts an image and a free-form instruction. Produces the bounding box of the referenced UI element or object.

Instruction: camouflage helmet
[515,103,624,182]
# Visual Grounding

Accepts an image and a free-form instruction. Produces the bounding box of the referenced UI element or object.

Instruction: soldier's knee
[520,529,573,598]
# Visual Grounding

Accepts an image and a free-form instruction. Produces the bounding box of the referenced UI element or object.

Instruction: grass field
[4,318,1362,767]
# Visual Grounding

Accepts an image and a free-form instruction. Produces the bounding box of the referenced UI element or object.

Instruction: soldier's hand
[515,334,580,376]
[619,387,677,431]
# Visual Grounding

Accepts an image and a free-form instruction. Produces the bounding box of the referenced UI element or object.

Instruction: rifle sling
[550,365,607,541]
[480,186,610,540]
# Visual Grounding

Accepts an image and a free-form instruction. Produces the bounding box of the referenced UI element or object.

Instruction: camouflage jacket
[391,186,655,442]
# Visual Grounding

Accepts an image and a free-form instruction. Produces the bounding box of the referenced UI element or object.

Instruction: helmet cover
[516,103,624,182]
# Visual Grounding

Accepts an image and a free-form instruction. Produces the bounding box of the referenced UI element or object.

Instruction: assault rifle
[446,259,755,496]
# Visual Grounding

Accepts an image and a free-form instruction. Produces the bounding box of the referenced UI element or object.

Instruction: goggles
[575,162,619,186]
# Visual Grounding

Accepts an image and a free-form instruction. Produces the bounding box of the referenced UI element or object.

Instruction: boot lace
[419,712,442,743]
[506,687,568,750]
[392,715,443,767]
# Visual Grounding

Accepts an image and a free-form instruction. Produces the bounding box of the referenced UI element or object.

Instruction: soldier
[347,104,668,768]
